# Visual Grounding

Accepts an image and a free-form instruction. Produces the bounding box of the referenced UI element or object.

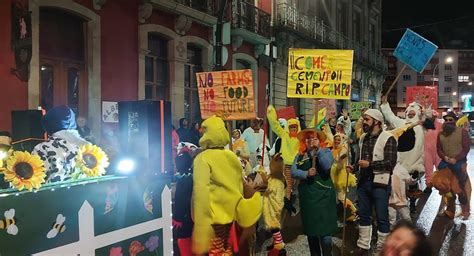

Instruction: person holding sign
[380,96,433,213]
[267,105,302,214]
[291,129,335,256]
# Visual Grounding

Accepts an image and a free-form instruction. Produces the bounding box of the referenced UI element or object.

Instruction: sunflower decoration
[3,151,46,191]
[76,144,109,178]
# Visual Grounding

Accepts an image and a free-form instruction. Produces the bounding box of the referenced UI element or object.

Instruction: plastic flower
[3,151,45,191]
[145,235,159,252]
[76,145,109,177]
[109,247,123,256]
[129,241,145,256]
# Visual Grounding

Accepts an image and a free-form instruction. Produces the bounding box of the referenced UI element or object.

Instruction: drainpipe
[214,0,229,71]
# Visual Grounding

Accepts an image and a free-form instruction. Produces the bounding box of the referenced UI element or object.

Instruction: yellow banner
[196,69,256,120]
[287,49,354,99]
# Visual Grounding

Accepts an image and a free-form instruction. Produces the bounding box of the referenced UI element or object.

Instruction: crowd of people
[170,98,472,256]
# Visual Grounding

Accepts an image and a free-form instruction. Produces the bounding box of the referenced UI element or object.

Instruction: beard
[363,123,374,133]
[442,122,456,135]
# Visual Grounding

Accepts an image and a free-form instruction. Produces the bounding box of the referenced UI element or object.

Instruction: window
[386,75,395,81]
[458,75,469,82]
[444,76,453,81]
[184,45,202,124]
[445,64,452,70]
[145,33,169,100]
[402,86,406,92]
[417,75,424,81]
[403,75,411,81]
[39,8,87,115]
[444,87,452,93]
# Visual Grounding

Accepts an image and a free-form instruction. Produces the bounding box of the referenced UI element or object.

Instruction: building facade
[1,0,387,139]
[382,48,474,114]
[272,0,387,121]
[1,0,272,136]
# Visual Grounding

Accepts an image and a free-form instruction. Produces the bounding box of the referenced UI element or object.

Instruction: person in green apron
[291,128,336,256]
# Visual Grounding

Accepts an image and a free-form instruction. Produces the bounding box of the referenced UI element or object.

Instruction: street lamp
[432,56,453,86]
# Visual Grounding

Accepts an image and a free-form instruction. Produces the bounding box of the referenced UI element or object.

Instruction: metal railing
[231,0,271,38]
[174,0,220,16]
[276,3,387,72]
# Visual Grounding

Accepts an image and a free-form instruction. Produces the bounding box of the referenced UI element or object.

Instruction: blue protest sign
[393,29,438,73]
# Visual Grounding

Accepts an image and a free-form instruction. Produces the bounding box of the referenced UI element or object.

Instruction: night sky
[382,0,474,49]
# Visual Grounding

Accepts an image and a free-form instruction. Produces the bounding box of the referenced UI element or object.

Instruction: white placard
[102,101,119,123]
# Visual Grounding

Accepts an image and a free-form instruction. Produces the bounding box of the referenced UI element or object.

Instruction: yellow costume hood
[199,115,230,149]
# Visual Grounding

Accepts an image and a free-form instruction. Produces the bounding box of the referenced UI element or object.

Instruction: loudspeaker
[118,100,172,177]
[11,110,45,152]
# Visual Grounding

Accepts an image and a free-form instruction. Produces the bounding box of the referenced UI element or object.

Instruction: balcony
[275,3,387,73]
[231,0,271,45]
[151,0,220,26]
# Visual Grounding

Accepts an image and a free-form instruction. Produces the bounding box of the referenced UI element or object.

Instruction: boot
[375,231,390,255]
[357,225,372,251]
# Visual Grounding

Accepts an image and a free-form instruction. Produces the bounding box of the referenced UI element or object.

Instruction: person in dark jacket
[189,122,202,146]
[177,118,192,143]
[173,147,194,256]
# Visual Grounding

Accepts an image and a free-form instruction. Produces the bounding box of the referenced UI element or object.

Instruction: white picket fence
[33,186,173,256]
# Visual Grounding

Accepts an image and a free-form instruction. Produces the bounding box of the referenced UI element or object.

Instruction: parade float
[0,100,173,256]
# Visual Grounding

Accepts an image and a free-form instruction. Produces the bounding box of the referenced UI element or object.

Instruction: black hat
[175,151,193,174]
[443,111,458,121]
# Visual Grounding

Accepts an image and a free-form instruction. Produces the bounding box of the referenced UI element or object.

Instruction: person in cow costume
[380,96,434,212]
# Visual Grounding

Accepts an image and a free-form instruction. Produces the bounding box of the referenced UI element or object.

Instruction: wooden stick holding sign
[384,64,407,97]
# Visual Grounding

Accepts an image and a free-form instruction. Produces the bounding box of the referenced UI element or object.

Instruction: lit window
[458,75,469,82]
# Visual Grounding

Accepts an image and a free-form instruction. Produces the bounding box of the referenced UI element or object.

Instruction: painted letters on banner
[393,29,438,73]
[196,69,256,120]
[287,49,353,99]
[349,102,372,120]
[406,86,438,109]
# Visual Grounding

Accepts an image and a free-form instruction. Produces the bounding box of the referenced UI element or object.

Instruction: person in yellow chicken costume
[330,133,358,222]
[267,105,301,214]
[192,115,262,255]
[263,153,287,255]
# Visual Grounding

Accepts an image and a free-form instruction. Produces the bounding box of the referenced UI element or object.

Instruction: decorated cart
[0,100,173,255]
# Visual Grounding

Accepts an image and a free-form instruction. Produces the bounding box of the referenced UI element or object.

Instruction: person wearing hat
[380,96,433,213]
[32,105,90,183]
[348,108,398,255]
[291,128,335,255]
[267,105,302,215]
[436,111,471,220]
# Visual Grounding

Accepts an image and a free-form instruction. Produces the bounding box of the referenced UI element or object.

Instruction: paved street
[258,146,474,256]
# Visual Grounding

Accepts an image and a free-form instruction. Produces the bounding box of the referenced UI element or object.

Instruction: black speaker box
[118,100,172,177]
[11,110,45,152]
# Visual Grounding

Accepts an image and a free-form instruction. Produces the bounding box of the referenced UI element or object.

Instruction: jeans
[307,235,332,256]
[357,178,391,233]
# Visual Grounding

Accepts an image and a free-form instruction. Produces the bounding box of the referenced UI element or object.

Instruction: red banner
[406,86,438,110]
[276,106,296,120]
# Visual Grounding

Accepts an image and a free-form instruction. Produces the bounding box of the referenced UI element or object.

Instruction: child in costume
[263,153,287,255]
[32,106,90,183]
[173,147,195,256]
[267,105,301,212]
[330,133,357,222]
[291,129,336,256]
[231,129,252,176]
[192,115,262,255]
